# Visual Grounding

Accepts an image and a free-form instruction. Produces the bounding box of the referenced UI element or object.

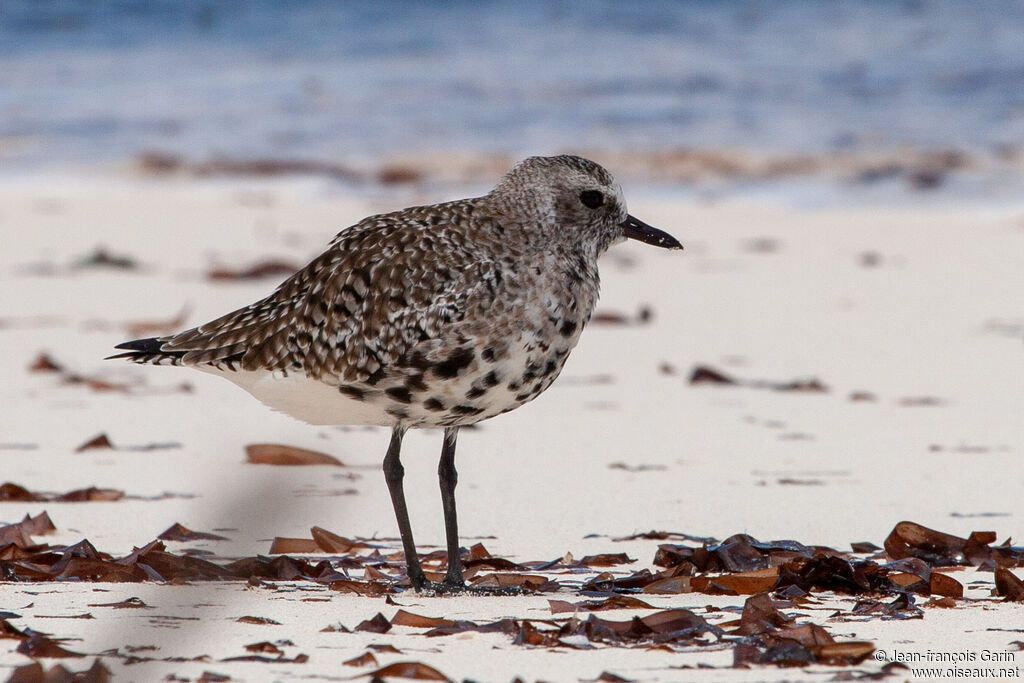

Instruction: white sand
[1,173,1023,681]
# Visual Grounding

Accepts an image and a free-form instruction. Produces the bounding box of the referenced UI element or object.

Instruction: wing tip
[107,337,185,364]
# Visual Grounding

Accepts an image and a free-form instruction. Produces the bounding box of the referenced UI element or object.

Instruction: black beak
[621,215,683,250]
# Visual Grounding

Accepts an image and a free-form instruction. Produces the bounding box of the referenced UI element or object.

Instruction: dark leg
[438,426,463,587]
[382,426,426,589]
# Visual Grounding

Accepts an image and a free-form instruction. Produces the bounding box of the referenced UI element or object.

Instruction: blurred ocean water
[1,1,1023,183]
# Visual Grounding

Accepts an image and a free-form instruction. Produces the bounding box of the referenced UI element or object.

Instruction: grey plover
[110,155,682,591]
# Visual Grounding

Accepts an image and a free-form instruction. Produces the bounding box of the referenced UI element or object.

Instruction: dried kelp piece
[884,521,997,566]
[774,623,833,648]
[925,596,958,609]
[222,651,308,664]
[990,540,1024,568]
[641,575,692,595]
[75,433,115,452]
[713,536,771,572]
[733,638,814,667]
[6,659,111,683]
[607,462,666,472]
[0,524,37,550]
[28,353,63,373]
[197,672,230,683]
[653,534,815,576]
[0,484,181,505]
[579,553,635,567]
[463,555,520,571]
[851,541,882,553]
[132,545,238,581]
[929,571,964,598]
[467,543,492,560]
[736,623,874,667]
[589,673,633,683]
[236,616,281,625]
[64,375,137,393]
[343,652,378,667]
[994,567,1024,601]
[2,538,152,583]
[591,306,651,326]
[227,555,339,581]
[244,444,343,467]
[688,366,828,392]
[700,568,780,595]
[207,260,302,282]
[268,538,320,554]
[361,662,450,681]
[887,572,929,595]
[641,608,718,638]
[355,613,392,633]
[75,247,137,270]
[0,483,38,502]
[775,554,892,595]
[614,530,718,544]
[884,521,967,564]
[1,619,29,640]
[811,641,877,665]
[423,618,520,638]
[16,633,85,658]
[884,556,931,581]
[158,523,228,542]
[87,597,150,609]
[562,608,719,647]
[548,596,655,614]
[366,643,403,654]
[964,531,1000,566]
[18,512,56,537]
[311,526,374,553]
[245,641,284,656]
[328,579,393,596]
[32,350,175,395]
[57,487,124,502]
[390,610,455,629]
[898,396,945,406]
[748,538,816,556]
[224,654,308,664]
[851,593,923,620]
[470,572,551,591]
[4,662,43,683]
[513,620,561,647]
[736,593,793,635]
[581,569,654,593]
[689,365,735,385]
[774,378,828,392]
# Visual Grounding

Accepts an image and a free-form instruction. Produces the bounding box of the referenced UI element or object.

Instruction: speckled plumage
[113,155,676,429]
[111,155,682,592]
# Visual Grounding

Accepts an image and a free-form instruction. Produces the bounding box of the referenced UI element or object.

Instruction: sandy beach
[1,170,1022,681]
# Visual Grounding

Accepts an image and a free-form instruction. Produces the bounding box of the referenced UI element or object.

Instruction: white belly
[197,366,394,426]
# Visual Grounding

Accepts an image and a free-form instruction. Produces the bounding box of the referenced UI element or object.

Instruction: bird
[109,154,682,592]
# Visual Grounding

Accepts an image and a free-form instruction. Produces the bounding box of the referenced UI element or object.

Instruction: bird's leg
[382,426,426,590]
[438,426,464,587]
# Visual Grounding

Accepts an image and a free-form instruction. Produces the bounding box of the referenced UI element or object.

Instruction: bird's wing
[112,206,503,383]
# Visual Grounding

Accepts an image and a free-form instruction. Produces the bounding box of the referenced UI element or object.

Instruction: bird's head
[490,155,682,256]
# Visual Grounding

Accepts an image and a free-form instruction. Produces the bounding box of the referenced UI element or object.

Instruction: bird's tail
[106,337,187,366]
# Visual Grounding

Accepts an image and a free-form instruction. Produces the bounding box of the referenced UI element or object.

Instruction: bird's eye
[579,190,604,209]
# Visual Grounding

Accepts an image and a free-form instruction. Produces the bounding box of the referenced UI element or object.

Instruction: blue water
[1,1,1023,170]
